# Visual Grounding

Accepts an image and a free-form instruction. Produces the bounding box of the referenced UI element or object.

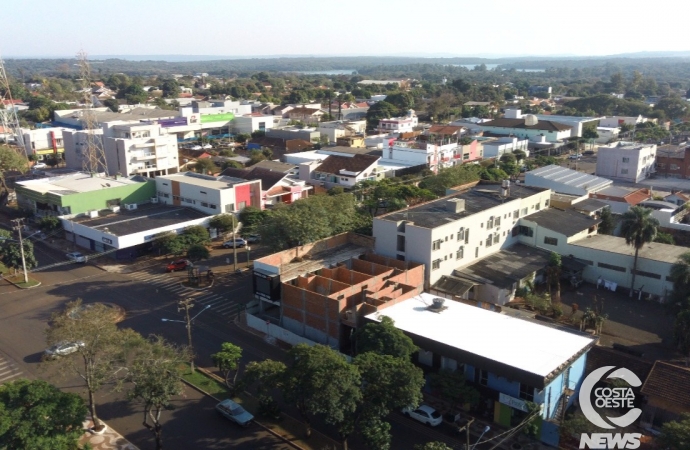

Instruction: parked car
[202,144,213,149]
[33,162,48,169]
[402,404,443,427]
[191,145,202,150]
[65,252,86,263]
[215,399,254,427]
[246,234,261,243]
[222,238,247,248]
[166,259,192,272]
[568,154,582,160]
[583,150,595,155]
[44,341,84,358]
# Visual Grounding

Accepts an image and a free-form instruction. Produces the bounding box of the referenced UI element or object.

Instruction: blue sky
[2,0,689,58]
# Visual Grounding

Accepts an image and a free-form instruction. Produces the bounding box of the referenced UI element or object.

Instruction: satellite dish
[524,115,538,126]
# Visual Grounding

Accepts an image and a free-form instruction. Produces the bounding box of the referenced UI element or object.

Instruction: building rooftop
[250,160,297,173]
[570,234,688,264]
[591,186,650,204]
[380,184,548,229]
[641,361,690,410]
[219,167,288,190]
[572,198,608,213]
[72,204,209,236]
[599,141,655,151]
[526,165,612,192]
[480,118,572,132]
[657,144,688,157]
[16,172,146,196]
[366,293,596,379]
[314,154,380,175]
[533,114,599,123]
[157,172,249,190]
[525,208,600,237]
[318,146,376,156]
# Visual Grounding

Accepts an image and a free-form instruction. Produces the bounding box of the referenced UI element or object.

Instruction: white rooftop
[366,293,595,378]
[526,165,612,192]
[157,172,249,190]
[16,172,144,196]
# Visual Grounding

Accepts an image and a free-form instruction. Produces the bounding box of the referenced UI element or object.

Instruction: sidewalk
[79,418,138,450]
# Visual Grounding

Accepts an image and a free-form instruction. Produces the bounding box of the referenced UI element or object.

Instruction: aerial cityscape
[2,1,690,450]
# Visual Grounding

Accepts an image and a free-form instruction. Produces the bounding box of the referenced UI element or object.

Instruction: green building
[16,172,156,216]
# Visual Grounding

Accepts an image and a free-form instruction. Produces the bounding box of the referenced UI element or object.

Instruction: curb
[3,277,42,289]
[181,370,307,450]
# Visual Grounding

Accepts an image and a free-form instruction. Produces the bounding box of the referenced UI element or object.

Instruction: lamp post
[161,299,211,373]
[470,425,491,450]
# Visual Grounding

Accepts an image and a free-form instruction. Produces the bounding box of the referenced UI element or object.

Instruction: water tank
[524,115,538,126]
[407,109,415,117]
[431,298,445,309]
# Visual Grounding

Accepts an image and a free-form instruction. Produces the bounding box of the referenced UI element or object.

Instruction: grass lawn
[179,367,342,450]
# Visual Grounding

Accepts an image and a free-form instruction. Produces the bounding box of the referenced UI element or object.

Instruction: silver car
[44,341,84,358]
[216,399,254,427]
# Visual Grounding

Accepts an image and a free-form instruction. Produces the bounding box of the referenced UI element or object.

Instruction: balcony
[134,153,156,160]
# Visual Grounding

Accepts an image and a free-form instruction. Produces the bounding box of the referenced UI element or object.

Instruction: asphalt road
[0,241,474,450]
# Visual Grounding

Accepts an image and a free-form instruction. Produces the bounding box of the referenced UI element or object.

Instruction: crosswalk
[127,271,243,318]
[0,353,23,384]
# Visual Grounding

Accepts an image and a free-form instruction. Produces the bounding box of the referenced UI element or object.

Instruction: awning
[431,275,477,297]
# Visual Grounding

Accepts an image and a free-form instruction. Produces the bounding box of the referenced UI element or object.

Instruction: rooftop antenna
[0,54,27,159]
[77,49,109,175]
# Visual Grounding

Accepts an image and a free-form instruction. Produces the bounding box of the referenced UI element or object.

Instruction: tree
[415,443,453,450]
[211,342,242,385]
[123,84,148,104]
[241,359,287,418]
[620,206,659,297]
[598,207,615,235]
[221,160,244,170]
[102,98,119,112]
[248,149,267,166]
[159,78,180,98]
[655,96,688,120]
[239,206,267,234]
[385,92,414,110]
[655,231,675,245]
[429,368,480,414]
[343,353,425,449]
[0,145,28,198]
[209,214,236,234]
[283,344,361,438]
[659,413,690,450]
[180,225,210,247]
[233,133,250,144]
[38,215,61,232]
[186,244,210,261]
[670,252,690,311]
[355,316,417,358]
[674,310,690,366]
[193,158,216,175]
[365,101,398,129]
[546,252,562,303]
[512,149,526,162]
[0,379,88,450]
[153,232,185,255]
[1,239,38,274]
[45,299,139,432]
[121,335,189,450]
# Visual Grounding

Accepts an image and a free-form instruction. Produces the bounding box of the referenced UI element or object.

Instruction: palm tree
[669,252,690,310]
[620,206,659,298]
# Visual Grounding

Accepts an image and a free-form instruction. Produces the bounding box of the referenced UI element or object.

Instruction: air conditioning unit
[124,203,137,211]
[110,206,121,213]
[150,197,159,204]
[88,210,99,218]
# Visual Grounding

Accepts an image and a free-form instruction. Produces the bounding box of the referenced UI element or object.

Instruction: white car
[402,404,443,427]
[66,252,86,263]
[44,341,84,358]
[33,162,48,169]
[202,144,213,149]
[568,154,582,160]
[191,145,202,150]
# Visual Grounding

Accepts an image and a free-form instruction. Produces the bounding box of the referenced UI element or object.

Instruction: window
[479,369,488,386]
[465,229,470,244]
[210,204,217,209]
[200,190,207,194]
[544,236,558,246]
[487,216,494,229]
[519,383,534,401]
[457,227,465,241]
[518,226,534,237]
[225,204,234,213]
[163,193,170,198]
[475,247,479,257]
[622,157,630,163]
[513,210,519,219]
[598,262,626,272]
[621,169,629,174]
[535,203,541,211]
[632,269,661,280]
[521,207,528,216]
[545,199,550,207]
[238,201,246,210]
[432,259,442,270]
[493,233,500,244]
[456,247,464,260]
[432,240,443,251]
[495,216,501,227]
[486,234,493,247]
[201,202,209,207]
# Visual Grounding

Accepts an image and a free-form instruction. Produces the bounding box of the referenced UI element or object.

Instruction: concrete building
[385,125,464,172]
[15,172,155,217]
[155,172,261,215]
[525,165,612,196]
[373,183,552,287]
[365,293,597,447]
[589,186,651,214]
[377,110,418,134]
[300,154,380,189]
[232,115,275,134]
[595,127,620,143]
[656,144,690,179]
[478,116,572,143]
[267,127,320,143]
[480,136,529,159]
[532,113,600,138]
[599,115,648,128]
[318,120,366,145]
[18,127,70,161]
[596,141,656,183]
[219,165,311,209]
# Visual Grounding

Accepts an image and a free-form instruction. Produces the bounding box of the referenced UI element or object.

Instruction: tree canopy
[355,316,417,358]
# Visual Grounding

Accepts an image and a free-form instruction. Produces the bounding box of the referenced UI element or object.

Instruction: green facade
[17,179,156,215]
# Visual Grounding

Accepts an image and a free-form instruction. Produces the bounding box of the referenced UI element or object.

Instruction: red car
[166,259,192,272]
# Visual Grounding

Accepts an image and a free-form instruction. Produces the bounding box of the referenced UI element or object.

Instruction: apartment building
[595,141,656,183]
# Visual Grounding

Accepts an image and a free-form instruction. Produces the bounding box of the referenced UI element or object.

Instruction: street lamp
[470,425,491,450]
[161,301,211,373]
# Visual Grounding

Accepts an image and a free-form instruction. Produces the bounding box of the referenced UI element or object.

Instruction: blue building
[365,293,598,447]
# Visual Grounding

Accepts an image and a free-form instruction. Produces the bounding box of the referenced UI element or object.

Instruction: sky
[2,0,690,59]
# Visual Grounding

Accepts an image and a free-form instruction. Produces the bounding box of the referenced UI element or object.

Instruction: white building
[525,165,612,196]
[300,154,380,189]
[232,115,275,134]
[373,183,552,287]
[480,136,529,159]
[377,110,418,134]
[155,172,262,215]
[18,127,70,160]
[599,115,648,128]
[318,120,366,145]
[478,115,572,143]
[384,125,464,172]
[596,141,656,183]
[595,127,620,143]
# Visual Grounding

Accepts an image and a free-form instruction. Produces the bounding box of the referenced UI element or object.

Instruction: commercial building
[155,172,261,215]
[364,293,598,447]
[477,115,572,143]
[219,165,310,209]
[525,165,612,196]
[595,141,656,183]
[480,136,529,159]
[385,125,465,172]
[18,127,70,160]
[656,144,690,179]
[232,114,275,134]
[377,110,418,134]
[15,172,155,217]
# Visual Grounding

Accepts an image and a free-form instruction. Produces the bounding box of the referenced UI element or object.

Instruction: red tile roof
[641,361,690,410]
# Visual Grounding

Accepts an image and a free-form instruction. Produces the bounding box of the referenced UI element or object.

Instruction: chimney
[445,198,465,213]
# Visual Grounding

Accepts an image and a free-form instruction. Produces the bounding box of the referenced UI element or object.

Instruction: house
[155,171,262,215]
[664,191,690,206]
[385,124,464,172]
[318,120,366,144]
[364,292,598,447]
[656,144,690,179]
[595,127,620,143]
[286,107,325,124]
[377,110,418,134]
[219,166,310,209]
[595,141,656,183]
[271,105,294,117]
[530,112,600,138]
[640,361,690,427]
[266,127,320,143]
[301,154,380,189]
[525,165,612,197]
[589,186,651,214]
[251,233,424,351]
[336,135,365,148]
[477,116,572,143]
[15,172,156,217]
[372,182,552,287]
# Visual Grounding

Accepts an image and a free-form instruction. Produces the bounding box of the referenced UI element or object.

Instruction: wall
[62,181,156,215]
[479,125,570,142]
[596,144,656,183]
[246,313,325,347]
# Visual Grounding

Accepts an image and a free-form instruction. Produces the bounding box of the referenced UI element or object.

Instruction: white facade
[377,110,417,134]
[318,120,366,144]
[232,115,275,134]
[18,127,68,158]
[373,186,552,286]
[480,136,529,159]
[596,141,656,183]
[595,127,620,143]
[101,122,180,177]
[599,116,647,128]
[525,165,612,196]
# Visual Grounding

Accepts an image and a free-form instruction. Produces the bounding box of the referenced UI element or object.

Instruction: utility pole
[10,218,28,283]
[178,298,196,372]
[458,417,474,450]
